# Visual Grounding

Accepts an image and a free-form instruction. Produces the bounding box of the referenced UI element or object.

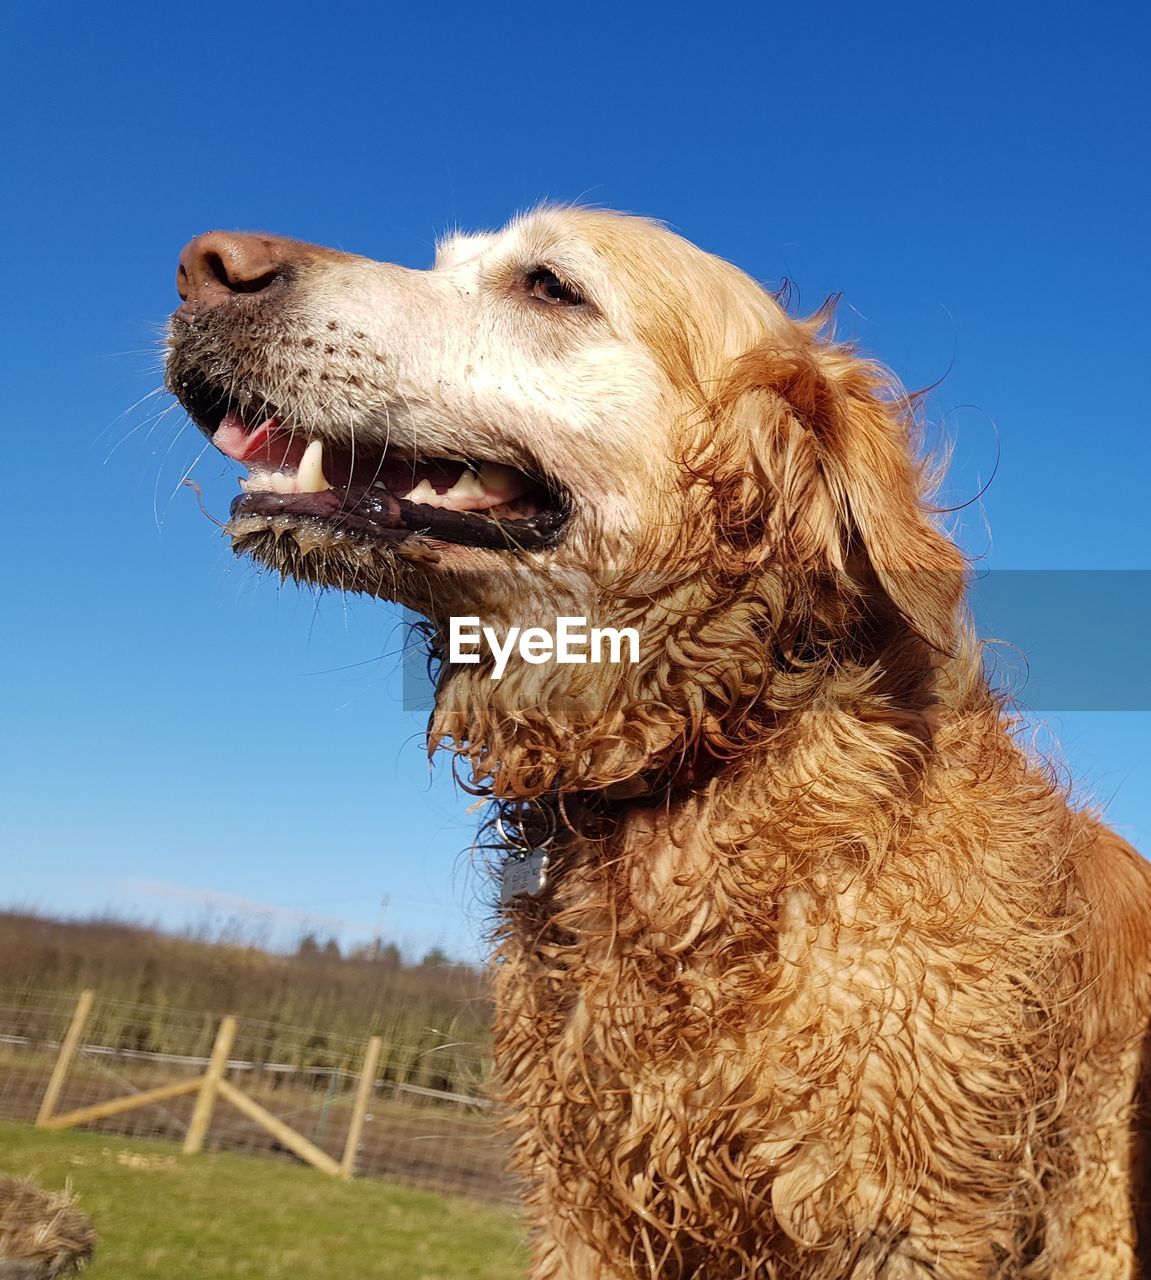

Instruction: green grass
[0,1121,529,1279]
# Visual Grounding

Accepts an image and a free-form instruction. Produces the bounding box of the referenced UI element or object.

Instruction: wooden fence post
[41,1078,203,1132]
[36,989,95,1128]
[182,1015,237,1155]
[340,1035,383,1179]
[216,1080,341,1177]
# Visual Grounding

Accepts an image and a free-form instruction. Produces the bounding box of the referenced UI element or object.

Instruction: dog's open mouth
[186,393,568,554]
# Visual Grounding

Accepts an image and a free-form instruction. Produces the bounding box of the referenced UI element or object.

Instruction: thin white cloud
[113,877,365,934]
[106,877,479,962]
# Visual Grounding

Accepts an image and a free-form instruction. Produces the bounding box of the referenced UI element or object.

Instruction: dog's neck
[498,684,977,926]
[428,569,982,811]
[436,613,989,917]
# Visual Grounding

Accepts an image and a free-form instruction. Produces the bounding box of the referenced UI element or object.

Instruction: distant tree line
[0,911,492,1063]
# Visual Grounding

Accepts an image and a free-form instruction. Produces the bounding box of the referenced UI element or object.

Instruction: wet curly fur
[170,208,1151,1277]
[472,342,1151,1278]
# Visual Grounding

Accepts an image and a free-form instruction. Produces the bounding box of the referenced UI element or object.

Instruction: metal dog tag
[500,850,550,905]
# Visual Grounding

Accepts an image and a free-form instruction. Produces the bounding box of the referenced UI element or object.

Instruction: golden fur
[169,208,1151,1277]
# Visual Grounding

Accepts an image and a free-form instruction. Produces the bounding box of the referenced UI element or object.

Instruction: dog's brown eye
[525,268,586,307]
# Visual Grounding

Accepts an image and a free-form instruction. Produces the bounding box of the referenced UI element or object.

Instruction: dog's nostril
[229,267,280,293]
[175,232,286,311]
[203,251,230,288]
[203,250,278,295]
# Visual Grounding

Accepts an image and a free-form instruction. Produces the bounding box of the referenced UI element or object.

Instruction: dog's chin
[224,506,584,613]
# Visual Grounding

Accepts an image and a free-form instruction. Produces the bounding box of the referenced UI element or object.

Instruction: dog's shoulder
[1075,817,1151,1025]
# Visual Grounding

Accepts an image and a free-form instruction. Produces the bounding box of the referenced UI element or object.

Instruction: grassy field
[0,1121,529,1279]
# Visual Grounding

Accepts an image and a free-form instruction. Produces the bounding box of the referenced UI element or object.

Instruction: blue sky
[3,2,1148,961]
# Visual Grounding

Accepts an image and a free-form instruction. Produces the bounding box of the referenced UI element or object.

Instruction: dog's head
[168,207,965,795]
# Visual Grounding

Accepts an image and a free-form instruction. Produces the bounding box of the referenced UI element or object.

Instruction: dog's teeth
[441,469,487,509]
[240,467,275,493]
[296,440,331,493]
[270,471,296,494]
[403,479,441,506]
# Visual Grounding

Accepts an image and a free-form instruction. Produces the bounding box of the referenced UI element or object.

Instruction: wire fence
[0,988,517,1203]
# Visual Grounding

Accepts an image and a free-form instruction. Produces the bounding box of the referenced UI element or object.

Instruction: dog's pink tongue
[212,412,283,463]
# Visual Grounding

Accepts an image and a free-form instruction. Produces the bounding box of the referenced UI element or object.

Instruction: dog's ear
[710,332,964,655]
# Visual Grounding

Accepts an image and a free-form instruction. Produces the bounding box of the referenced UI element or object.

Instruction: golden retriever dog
[168,208,1151,1278]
